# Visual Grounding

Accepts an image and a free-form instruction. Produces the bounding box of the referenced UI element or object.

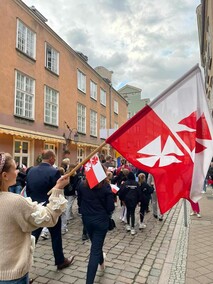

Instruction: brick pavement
[29,188,213,284]
[185,186,213,284]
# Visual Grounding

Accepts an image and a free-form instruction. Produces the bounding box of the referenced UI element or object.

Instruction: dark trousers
[32,216,64,265]
[126,206,136,228]
[82,215,108,284]
[139,201,149,223]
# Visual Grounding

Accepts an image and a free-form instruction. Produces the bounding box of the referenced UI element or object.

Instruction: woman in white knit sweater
[0,152,69,284]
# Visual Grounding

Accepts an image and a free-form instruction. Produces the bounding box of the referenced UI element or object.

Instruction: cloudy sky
[23,0,201,100]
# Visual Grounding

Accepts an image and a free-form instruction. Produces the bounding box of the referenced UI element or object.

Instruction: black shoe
[158,218,163,221]
[82,234,89,241]
[153,214,158,219]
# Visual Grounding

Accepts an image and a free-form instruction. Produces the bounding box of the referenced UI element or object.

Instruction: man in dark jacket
[26,149,74,270]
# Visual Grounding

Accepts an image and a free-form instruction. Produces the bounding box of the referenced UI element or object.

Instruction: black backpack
[125,184,138,207]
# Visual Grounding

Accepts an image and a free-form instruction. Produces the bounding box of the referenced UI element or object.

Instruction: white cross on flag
[84,154,107,189]
[106,65,213,213]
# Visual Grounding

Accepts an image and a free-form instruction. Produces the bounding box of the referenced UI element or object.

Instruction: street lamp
[63,121,79,151]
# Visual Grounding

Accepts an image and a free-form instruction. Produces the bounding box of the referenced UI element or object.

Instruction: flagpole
[183,199,188,227]
[47,141,107,195]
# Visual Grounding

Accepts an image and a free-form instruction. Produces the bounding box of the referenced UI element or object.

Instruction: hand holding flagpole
[47,141,107,195]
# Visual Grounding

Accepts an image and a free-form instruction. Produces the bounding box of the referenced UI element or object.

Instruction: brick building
[0,0,128,166]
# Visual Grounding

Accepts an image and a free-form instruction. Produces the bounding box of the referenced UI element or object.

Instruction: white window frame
[44,143,56,151]
[114,122,119,130]
[100,88,106,106]
[90,80,97,100]
[100,115,106,130]
[45,42,59,74]
[114,100,118,114]
[77,103,86,133]
[44,86,59,126]
[15,70,35,120]
[13,140,30,167]
[77,70,86,93]
[90,109,97,137]
[16,19,36,59]
[77,148,85,163]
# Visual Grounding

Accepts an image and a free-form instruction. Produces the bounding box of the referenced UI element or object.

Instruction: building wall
[118,85,150,119]
[0,0,128,166]
[196,0,213,115]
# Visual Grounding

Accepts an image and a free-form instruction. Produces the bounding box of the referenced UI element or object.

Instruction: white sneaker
[100,252,106,270]
[61,228,68,235]
[139,222,146,229]
[122,217,127,223]
[131,228,136,235]
[190,212,196,216]
[197,213,201,218]
[126,224,131,231]
[40,232,49,240]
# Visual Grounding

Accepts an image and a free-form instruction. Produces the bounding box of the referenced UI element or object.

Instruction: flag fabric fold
[106,65,213,214]
[84,154,107,189]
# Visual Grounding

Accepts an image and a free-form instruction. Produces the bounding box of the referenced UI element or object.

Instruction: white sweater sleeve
[14,188,67,232]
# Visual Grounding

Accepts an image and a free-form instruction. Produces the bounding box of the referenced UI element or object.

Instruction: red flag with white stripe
[106,65,213,213]
[84,154,107,189]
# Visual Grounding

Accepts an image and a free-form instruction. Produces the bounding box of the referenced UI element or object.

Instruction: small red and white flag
[84,154,107,189]
[110,184,120,194]
[106,65,213,213]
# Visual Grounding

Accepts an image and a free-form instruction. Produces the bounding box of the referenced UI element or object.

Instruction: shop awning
[0,124,65,144]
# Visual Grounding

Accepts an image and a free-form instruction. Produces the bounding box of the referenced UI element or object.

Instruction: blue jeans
[82,215,108,284]
[0,273,29,284]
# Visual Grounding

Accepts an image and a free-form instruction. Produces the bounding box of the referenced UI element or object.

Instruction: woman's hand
[55,176,70,189]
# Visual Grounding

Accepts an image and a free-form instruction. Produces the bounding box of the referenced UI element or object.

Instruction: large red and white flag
[106,65,213,213]
[84,154,107,189]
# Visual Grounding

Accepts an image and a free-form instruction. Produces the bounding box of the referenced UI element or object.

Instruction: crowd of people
[1,150,211,284]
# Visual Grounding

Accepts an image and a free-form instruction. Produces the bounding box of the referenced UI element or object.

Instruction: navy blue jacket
[77,180,115,216]
[26,163,61,203]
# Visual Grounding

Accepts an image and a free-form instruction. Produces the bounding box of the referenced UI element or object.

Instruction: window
[114,122,118,130]
[44,86,59,126]
[14,140,29,167]
[90,110,97,136]
[44,143,55,150]
[77,70,86,93]
[16,19,36,59]
[100,88,106,106]
[114,100,118,114]
[77,148,85,163]
[90,80,97,100]
[15,71,35,119]
[77,103,86,133]
[45,43,59,74]
[100,115,106,130]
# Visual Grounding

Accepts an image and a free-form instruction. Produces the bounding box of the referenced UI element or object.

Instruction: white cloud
[23,0,201,100]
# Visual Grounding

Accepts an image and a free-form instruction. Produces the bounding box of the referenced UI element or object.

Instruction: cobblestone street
[30,198,186,284]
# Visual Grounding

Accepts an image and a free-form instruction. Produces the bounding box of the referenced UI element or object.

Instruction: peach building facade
[0,0,128,166]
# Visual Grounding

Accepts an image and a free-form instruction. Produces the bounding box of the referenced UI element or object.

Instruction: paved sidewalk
[185,186,213,284]
[29,187,213,284]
